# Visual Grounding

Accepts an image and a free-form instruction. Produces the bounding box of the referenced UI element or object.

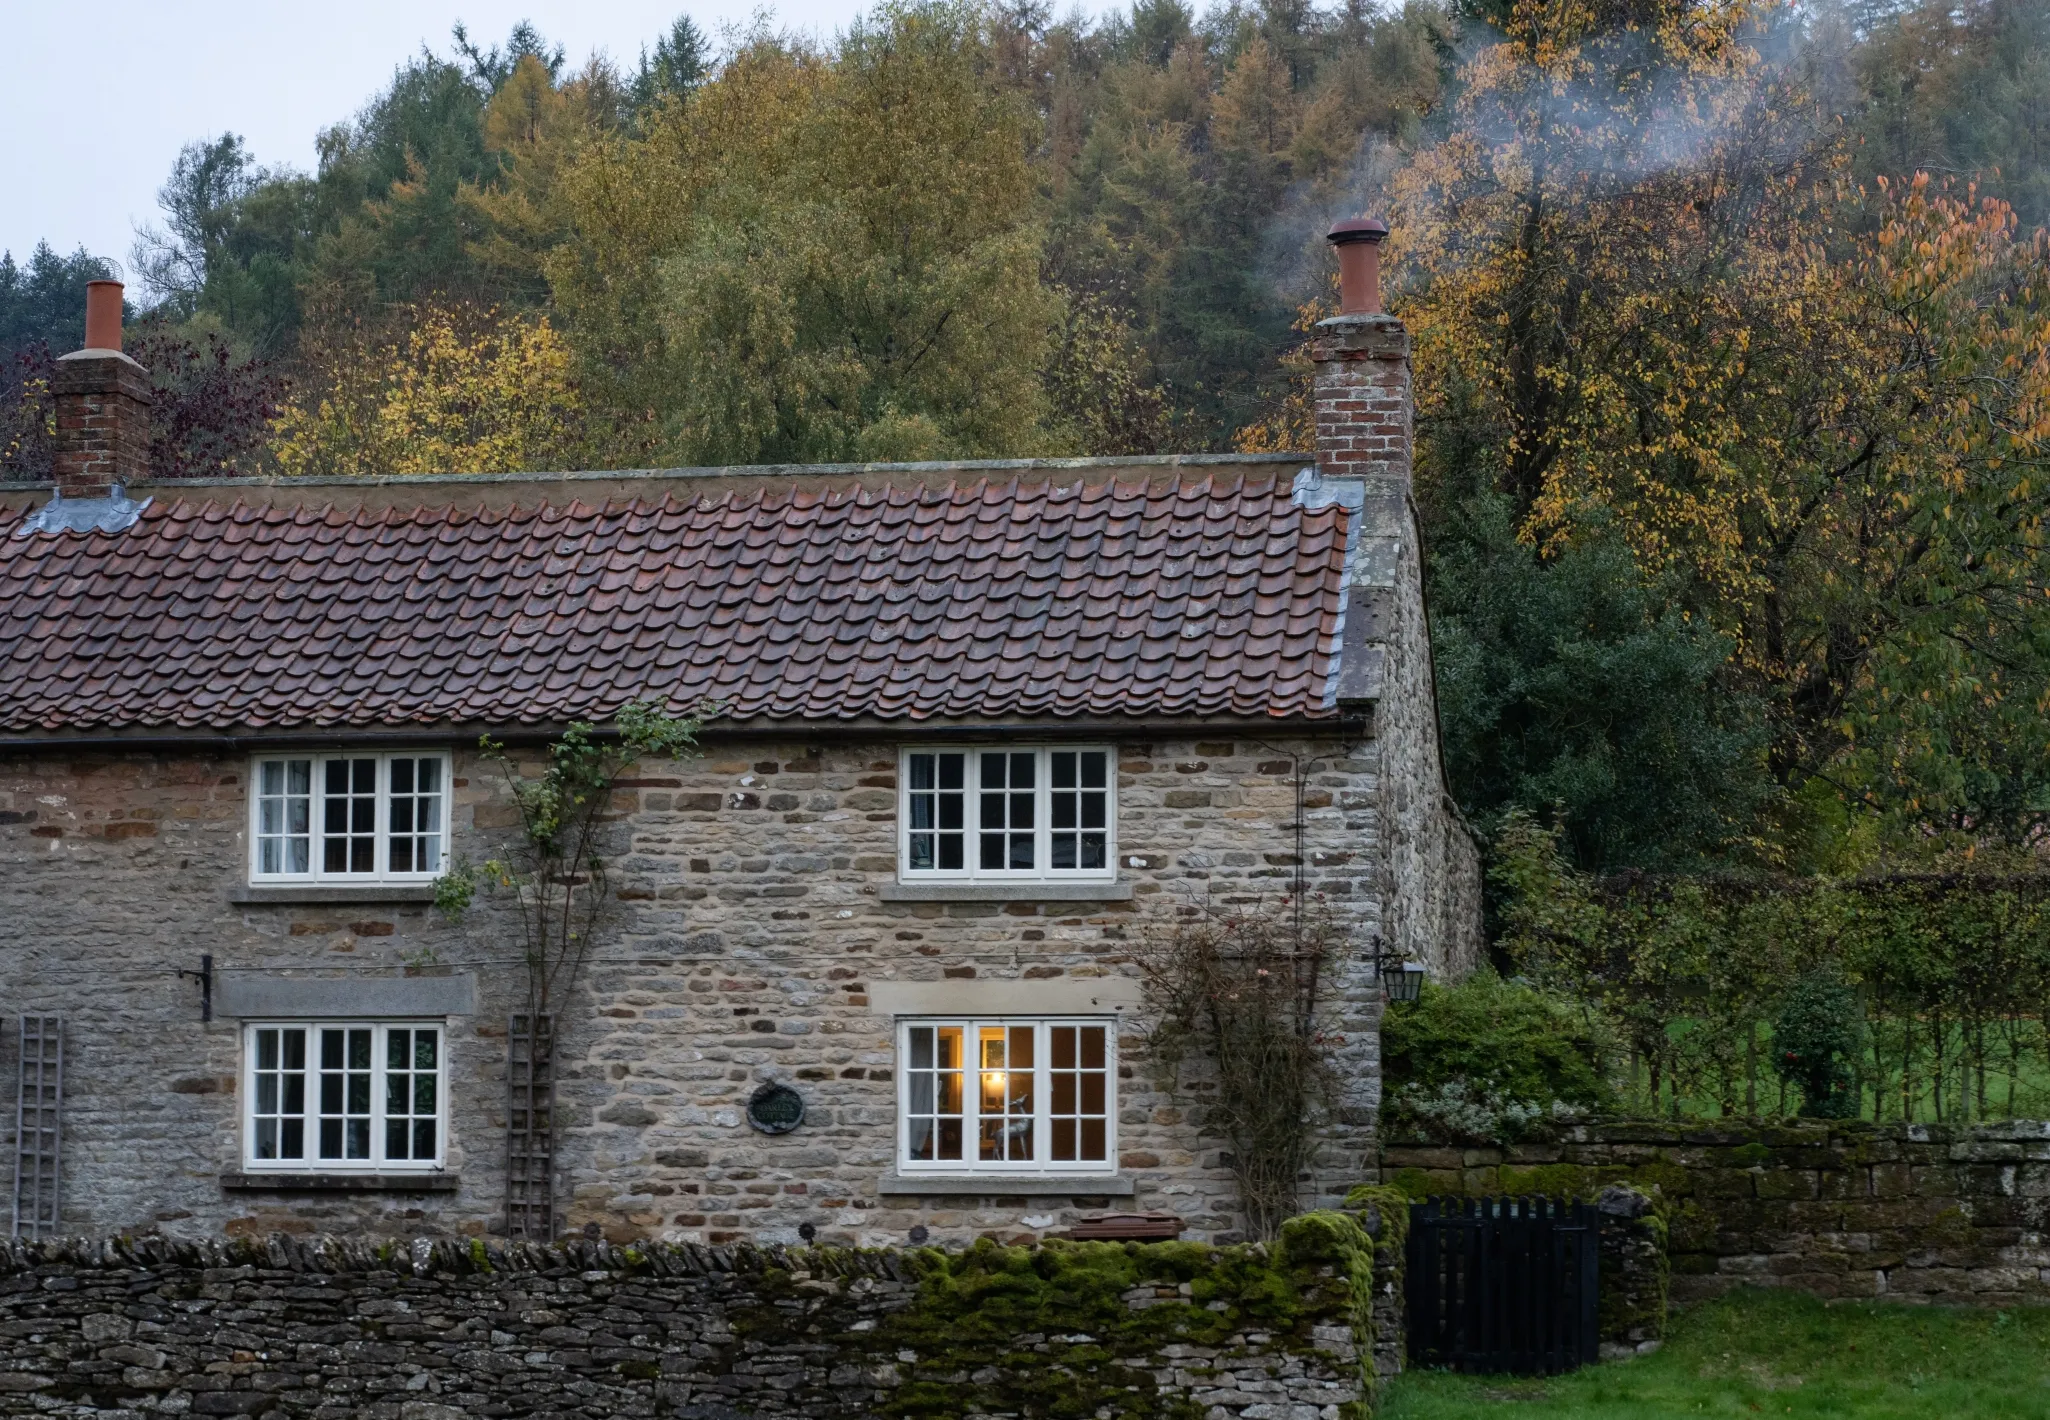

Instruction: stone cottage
[0,244,1479,1249]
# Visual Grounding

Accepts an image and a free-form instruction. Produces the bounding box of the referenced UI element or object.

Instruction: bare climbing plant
[1136,894,1345,1239]
[435,700,705,1013]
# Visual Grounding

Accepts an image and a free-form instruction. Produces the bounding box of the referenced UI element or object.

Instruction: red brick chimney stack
[51,280,152,499]
[1313,218,1409,488]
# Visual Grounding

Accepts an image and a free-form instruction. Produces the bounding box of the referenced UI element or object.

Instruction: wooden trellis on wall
[12,1016,62,1241]
[506,1013,555,1241]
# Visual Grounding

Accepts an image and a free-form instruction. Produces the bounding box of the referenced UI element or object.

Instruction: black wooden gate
[1405,1195,1600,1374]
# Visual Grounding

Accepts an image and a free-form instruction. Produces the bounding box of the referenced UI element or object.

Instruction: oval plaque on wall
[746,1083,806,1135]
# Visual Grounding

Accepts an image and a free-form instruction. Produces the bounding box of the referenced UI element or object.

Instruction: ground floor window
[897,1018,1115,1172]
[243,1022,445,1172]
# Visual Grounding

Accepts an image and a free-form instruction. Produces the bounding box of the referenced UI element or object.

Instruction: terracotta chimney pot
[84,280,124,352]
[1326,217,1389,316]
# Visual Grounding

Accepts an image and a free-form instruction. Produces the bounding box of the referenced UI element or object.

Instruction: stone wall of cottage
[1307,311,1484,994]
[0,731,1393,1248]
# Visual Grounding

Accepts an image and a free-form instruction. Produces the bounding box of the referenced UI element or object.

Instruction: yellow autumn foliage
[1386,0,2050,814]
[273,306,581,477]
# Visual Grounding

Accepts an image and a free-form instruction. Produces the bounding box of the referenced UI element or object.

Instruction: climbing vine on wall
[1137,894,1347,1239]
[436,699,704,1013]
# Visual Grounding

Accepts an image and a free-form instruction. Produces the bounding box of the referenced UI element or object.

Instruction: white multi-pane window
[250,753,449,883]
[900,748,1114,881]
[243,1022,445,1172]
[897,1019,1115,1173]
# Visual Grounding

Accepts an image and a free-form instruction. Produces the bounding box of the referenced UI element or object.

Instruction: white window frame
[895,1017,1118,1176]
[239,1020,449,1174]
[247,751,452,884]
[897,746,1116,883]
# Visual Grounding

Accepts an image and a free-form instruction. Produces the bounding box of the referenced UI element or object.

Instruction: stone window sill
[878,881,1132,903]
[879,1172,1135,1197]
[220,1172,460,1193]
[228,885,440,905]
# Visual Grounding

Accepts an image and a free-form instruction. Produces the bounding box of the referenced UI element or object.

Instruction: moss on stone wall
[838,1215,1381,1419]
[1342,1185,1412,1382]
[0,1225,1383,1419]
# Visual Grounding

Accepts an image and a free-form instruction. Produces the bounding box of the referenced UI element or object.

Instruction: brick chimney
[50,280,152,499]
[1311,218,1408,488]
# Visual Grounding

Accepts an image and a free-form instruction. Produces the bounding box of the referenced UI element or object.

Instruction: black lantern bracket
[178,954,214,1022]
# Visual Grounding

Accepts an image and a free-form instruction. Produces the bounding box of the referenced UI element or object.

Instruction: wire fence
[1501,858,2050,1123]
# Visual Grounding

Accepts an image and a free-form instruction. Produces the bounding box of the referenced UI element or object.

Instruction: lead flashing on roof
[12,485,151,537]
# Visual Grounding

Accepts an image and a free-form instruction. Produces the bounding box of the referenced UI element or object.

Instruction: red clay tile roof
[0,472,1348,732]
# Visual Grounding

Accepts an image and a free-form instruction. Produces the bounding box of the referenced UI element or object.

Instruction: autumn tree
[1,327,282,482]
[1830,180,2050,844]
[1048,0,1444,444]
[273,304,580,476]
[1834,0,2050,231]
[1044,289,1177,453]
[1393,0,2050,858]
[551,3,1066,466]
[130,331,288,478]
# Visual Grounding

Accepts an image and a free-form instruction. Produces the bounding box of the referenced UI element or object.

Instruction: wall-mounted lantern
[1382,959,1427,1003]
[1372,936,1427,1003]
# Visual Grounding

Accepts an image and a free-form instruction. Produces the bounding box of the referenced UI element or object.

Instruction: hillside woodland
[4,0,2046,881]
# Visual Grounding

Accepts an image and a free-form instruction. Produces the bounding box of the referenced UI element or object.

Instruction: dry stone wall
[1385,1119,2050,1307]
[0,1212,1384,1419]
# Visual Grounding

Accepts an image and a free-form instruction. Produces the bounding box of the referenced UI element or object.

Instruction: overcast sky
[6,0,1110,274]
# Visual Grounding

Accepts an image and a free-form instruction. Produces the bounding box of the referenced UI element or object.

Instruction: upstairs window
[250,753,450,883]
[243,1021,445,1173]
[901,748,1114,881]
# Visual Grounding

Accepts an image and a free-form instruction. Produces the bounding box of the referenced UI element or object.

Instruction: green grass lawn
[1380,1288,2050,1418]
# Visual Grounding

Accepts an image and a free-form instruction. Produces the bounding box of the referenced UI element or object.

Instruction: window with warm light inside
[241,1022,446,1173]
[899,748,1115,881]
[897,1019,1116,1173]
[248,753,450,883]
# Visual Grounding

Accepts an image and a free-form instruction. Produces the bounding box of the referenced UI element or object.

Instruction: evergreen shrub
[1380,971,1617,1143]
